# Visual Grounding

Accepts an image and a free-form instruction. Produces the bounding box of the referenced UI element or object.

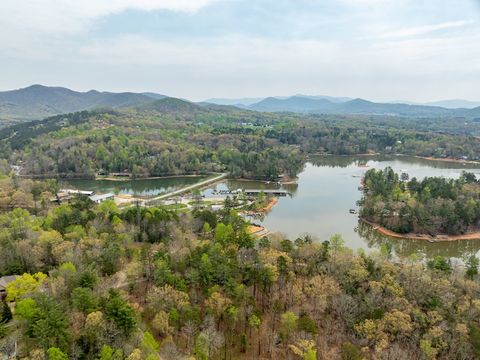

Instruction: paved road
[146,173,227,204]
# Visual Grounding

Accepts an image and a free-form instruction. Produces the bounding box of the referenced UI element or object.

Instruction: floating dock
[214,189,290,197]
[243,189,290,197]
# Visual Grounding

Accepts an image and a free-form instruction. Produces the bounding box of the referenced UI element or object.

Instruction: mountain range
[216,96,480,118]
[0,85,166,122]
[1,85,479,123]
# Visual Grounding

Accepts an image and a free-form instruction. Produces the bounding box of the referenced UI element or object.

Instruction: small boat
[349,209,357,214]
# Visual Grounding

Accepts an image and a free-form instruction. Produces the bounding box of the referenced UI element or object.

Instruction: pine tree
[0,301,12,323]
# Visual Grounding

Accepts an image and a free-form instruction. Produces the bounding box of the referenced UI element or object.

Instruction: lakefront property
[3,0,480,358]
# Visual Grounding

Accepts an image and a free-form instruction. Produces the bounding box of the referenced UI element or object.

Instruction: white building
[89,193,115,204]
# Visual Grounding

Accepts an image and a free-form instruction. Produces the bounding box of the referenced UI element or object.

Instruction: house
[89,193,115,204]
[54,189,96,204]
[0,275,19,300]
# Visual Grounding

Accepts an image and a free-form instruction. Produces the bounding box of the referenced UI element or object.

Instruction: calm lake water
[62,156,480,260]
[62,176,207,197]
[205,155,480,260]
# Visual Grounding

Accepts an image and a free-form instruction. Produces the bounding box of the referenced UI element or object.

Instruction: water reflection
[64,155,480,261]
[62,176,207,197]
[311,154,480,170]
[357,221,480,260]
[218,155,480,261]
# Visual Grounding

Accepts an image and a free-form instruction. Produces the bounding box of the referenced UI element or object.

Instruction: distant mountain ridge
[425,99,480,109]
[1,85,479,122]
[203,97,263,106]
[0,85,166,122]
[244,96,480,118]
[135,97,205,114]
[204,94,352,106]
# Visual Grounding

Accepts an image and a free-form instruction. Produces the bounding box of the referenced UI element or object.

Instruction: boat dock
[244,189,290,197]
[213,188,290,197]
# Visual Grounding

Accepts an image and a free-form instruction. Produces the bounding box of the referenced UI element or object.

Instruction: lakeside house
[54,189,95,203]
[89,193,115,204]
[54,189,116,204]
[0,275,19,300]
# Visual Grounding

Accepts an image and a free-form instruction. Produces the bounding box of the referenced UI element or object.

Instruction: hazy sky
[1,0,480,102]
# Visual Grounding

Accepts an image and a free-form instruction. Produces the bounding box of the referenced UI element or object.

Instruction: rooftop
[89,193,115,202]
[0,275,19,290]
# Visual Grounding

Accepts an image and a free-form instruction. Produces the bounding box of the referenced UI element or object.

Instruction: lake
[62,156,480,260]
[62,176,207,197]
[205,155,480,260]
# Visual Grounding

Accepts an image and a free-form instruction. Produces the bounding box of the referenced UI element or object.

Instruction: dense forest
[2,172,480,359]
[2,99,480,359]
[359,168,480,235]
[1,99,480,181]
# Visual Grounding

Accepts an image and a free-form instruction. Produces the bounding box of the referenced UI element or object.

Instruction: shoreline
[95,174,210,182]
[310,152,380,157]
[261,197,278,212]
[361,218,480,242]
[411,155,480,166]
[247,224,270,238]
[18,173,212,181]
[309,152,480,166]
[242,197,279,216]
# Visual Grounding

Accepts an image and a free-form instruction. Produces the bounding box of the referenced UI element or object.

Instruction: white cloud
[378,20,474,39]
[341,0,394,4]
[57,32,480,101]
[0,0,219,34]
[1,0,480,101]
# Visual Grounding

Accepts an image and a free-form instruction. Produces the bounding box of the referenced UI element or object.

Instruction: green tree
[0,301,12,323]
[6,272,47,302]
[427,256,452,274]
[280,311,298,343]
[470,325,480,359]
[340,342,363,360]
[298,313,318,335]
[31,295,69,350]
[141,331,160,357]
[248,314,261,358]
[104,290,136,336]
[47,347,68,360]
[465,255,479,279]
[71,287,99,313]
[15,298,38,320]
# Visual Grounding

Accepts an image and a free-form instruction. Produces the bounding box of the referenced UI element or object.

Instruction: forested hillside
[2,100,480,181]
[2,172,480,359]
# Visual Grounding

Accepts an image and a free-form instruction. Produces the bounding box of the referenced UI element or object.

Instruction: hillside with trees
[2,102,480,181]
[2,171,480,359]
[0,85,166,123]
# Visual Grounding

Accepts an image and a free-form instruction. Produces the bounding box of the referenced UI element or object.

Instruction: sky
[1,0,480,102]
